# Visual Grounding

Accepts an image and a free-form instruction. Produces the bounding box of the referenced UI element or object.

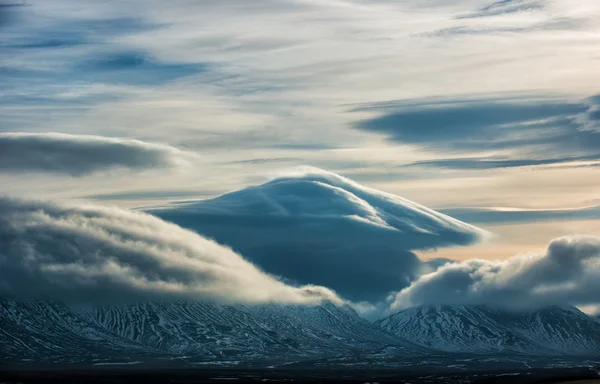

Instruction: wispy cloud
[457,0,545,19]
[440,205,600,225]
[403,154,600,170]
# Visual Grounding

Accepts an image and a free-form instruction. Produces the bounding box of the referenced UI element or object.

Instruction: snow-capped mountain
[377,305,600,356]
[0,299,419,364]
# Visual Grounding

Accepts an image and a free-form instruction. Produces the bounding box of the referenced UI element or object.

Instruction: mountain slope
[376,305,549,354]
[146,168,485,301]
[81,301,419,360]
[377,305,600,356]
[504,306,600,356]
[0,299,152,363]
[1,299,421,364]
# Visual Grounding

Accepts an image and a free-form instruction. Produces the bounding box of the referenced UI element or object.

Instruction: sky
[2,0,600,314]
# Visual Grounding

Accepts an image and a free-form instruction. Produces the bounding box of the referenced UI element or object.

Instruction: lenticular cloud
[148,167,487,302]
[0,197,340,305]
[0,132,195,175]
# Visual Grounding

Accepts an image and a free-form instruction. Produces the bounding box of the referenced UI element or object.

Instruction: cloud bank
[0,132,195,175]
[0,197,340,305]
[390,235,600,312]
[148,167,486,302]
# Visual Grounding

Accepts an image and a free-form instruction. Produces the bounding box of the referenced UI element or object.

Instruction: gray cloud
[85,189,219,202]
[423,17,584,37]
[439,205,600,225]
[147,167,486,302]
[457,0,545,19]
[0,132,196,175]
[390,236,600,312]
[354,94,600,170]
[0,197,340,305]
[404,154,600,170]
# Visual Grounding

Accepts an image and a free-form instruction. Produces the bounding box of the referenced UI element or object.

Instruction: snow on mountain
[376,305,547,354]
[0,299,419,363]
[377,305,600,356]
[506,306,600,356]
[5,298,600,365]
[82,301,420,359]
[0,299,152,362]
[147,168,486,301]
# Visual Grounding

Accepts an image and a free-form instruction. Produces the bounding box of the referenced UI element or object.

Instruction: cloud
[389,235,600,312]
[457,0,545,19]
[85,189,218,202]
[0,132,196,175]
[439,205,600,225]
[355,96,588,150]
[72,51,207,85]
[423,17,584,37]
[0,197,340,306]
[147,167,486,302]
[354,94,600,170]
[404,154,600,170]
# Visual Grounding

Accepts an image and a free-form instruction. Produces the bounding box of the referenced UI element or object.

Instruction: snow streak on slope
[81,301,417,359]
[377,305,600,356]
[148,168,486,301]
[0,299,152,362]
[508,306,600,356]
[376,305,547,354]
[0,299,421,363]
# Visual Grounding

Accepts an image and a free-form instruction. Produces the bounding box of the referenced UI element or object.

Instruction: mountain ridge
[376,304,600,356]
[4,299,600,365]
[0,298,422,364]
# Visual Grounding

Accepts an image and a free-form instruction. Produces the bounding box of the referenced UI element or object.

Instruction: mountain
[81,301,417,359]
[506,306,600,355]
[0,299,152,363]
[146,168,485,302]
[0,299,420,365]
[5,299,600,366]
[377,305,600,356]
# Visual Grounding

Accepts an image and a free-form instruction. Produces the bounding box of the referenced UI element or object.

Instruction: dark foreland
[1,365,600,384]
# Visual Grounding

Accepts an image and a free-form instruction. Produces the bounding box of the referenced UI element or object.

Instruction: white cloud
[0,197,341,305]
[0,132,197,175]
[389,235,600,313]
